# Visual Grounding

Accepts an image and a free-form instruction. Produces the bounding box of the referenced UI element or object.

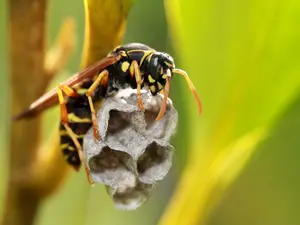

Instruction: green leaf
[160,0,300,224]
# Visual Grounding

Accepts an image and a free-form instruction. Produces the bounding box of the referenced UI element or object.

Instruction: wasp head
[145,52,175,95]
[145,51,202,120]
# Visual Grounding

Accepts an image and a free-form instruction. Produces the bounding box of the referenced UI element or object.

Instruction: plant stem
[2,0,47,224]
[81,0,133,67]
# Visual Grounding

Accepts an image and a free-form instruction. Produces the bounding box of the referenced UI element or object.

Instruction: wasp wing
[13,55,120,120]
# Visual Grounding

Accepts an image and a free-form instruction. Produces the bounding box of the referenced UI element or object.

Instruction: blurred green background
[1,0,300,225]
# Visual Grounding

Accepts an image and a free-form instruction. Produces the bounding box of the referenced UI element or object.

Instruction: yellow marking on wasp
[165,61,173,68]
[147,52,154,62]
[60,130,69,136]
[72,83,81,89]
[140,51,155,66]
[121,61,130,72]
[68,113,92,123]
[61,143,69,149]
[148,75,155,83]
[127,50,149,53]
[150,85,156,93]
[121,51,127,57]
[67,146,76,151]
[62,145,76,156]
[162,74,168,79]
[157,82,163,90]
[160,67,163,75]
[75,88,89,95]
[127,50,155,66]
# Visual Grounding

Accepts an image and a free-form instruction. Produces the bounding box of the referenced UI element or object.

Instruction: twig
[2,2,76,224]
[3,0,133,224]
[27,17,76,197]
[3,1,47,225]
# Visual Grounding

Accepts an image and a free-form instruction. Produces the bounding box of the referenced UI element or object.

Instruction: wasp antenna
[172,68,202,115]
[156,71,171,121]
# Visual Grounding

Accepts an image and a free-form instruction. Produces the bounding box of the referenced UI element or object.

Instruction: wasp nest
[83,89,178,210]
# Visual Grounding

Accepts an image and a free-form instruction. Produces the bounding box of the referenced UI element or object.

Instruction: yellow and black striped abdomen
[60,91,93,170]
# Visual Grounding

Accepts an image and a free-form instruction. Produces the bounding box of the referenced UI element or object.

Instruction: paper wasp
[13,43,202,184]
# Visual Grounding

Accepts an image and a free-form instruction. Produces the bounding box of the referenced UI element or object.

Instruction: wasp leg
[57,84,80,123]
[57,85,94,185]
[155,76,171,121]
[86,69,109,140]
[130,60,144,111]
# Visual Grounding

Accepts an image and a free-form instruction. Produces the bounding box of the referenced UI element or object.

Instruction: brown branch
[3,0,133,223]
[27,18,77,198]
[3,1,47,225]
[2,2,76,225]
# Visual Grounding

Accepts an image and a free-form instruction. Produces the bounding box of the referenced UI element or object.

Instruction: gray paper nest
[83,88,178,210]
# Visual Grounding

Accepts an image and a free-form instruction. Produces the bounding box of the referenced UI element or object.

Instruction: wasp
[13,43,202,184]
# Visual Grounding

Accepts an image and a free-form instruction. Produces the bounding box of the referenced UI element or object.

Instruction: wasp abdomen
[60,95,93,170]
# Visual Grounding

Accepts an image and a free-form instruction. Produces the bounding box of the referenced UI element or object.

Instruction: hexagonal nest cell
[137,142,173,184]
[83,88,178,209]
[106,179,154,210]
[88,146,131,173]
